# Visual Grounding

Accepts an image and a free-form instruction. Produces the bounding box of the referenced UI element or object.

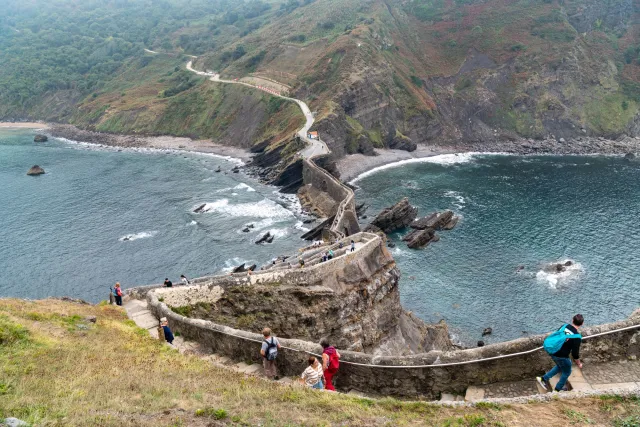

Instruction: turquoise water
[354,154,640,345]
[0,129,305,302]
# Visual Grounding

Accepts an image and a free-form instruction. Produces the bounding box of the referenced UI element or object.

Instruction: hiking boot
[536,377,551,392]
[554,387,569,392]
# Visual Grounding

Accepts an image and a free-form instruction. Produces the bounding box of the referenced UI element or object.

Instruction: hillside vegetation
[2,298,640,426]
[1,0,640,155]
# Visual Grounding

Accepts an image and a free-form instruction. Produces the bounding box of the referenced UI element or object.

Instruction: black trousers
[115,295,122,306]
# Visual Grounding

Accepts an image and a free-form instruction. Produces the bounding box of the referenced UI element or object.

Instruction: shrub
[0,315,30,345]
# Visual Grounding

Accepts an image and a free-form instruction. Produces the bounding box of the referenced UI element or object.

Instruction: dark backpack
[264,337,278,361]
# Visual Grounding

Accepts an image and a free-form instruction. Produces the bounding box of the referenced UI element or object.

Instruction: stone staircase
[462,360,640,401]
[122,299,295,383]
[124,299,639,402]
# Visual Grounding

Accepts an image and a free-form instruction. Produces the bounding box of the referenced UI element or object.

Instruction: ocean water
[0,129,306,302]
[353,153,640,345]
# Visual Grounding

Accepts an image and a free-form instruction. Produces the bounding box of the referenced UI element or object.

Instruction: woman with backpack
[260,327,281,380]
[113,282,123,306]
[320,338,340,391]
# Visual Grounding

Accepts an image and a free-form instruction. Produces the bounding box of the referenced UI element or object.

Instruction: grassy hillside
[2,298,640,426]
[2,0,640,153]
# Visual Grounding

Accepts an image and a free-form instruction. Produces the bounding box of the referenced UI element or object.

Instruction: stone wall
[301,157,360,238]
[146,290,640,399]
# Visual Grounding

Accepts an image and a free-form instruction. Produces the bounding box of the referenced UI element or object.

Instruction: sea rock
[364,198,418,234]
[302,218,315,224]
[482,327,493,336]
[411,211,454,231]
[26,165,45,175]
[266,236,274,243]
[403,227,440,249]
[255,232,272,244]
[34,134,48,142]
[232,263,246,273]
[443,216,459,230]
[215,166,222,173]
[232,166,240,173]
[193,203,207,214]
[387,242,396,248]
[242,227,251,233]
[248,264,257,272]
[84,315,97,323]
[625,152,636,160]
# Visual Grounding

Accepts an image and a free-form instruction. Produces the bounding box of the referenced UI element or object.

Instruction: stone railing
[143,278,640,399]
[302,156,359,239]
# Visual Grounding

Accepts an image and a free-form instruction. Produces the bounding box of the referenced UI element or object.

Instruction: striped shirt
[301,363,323,386]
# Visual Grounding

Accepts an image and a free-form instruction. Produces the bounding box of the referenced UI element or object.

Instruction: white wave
[536,259,583,289]
[444,190,466,210]
[234,183,256,192]
[188,220,197,226]
[54,137,244,164]
[194,198,294,219]
[231,192,239,196]
[119,231,157,242]
[268,228,289,239]
[274,191,304,215]
[294,221,310,232]
[349,152,492,183]
[221,257,251,273]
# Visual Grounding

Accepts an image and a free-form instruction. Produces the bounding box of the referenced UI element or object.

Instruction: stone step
[440,393,465,402]
[132,313,160,330]
[464,386,485,402]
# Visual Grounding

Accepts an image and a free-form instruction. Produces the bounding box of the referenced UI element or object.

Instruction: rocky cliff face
[176,239,452,355]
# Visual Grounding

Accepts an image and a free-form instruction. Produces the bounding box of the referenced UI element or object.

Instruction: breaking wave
[350,152,488,184]
[119,231,157,242]
[194,198,294,219]
[536,259,583,289]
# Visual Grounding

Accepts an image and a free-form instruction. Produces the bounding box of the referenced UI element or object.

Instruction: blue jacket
[162,325,174,343]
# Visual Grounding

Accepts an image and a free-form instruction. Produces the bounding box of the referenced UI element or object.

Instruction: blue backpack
[543,324,582,355]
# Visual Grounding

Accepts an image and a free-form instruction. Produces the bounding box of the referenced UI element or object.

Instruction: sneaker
[554,386,569,392]
[536,377,550,391]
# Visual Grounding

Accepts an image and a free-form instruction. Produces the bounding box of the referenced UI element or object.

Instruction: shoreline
[46,124,253,161]
[0,121,49,129]
[338,137,640,182]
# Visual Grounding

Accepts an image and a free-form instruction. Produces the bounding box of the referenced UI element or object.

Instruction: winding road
[185,60,327,158]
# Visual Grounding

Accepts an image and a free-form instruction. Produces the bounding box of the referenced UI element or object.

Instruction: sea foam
[350,152,484,184]
[195,198,294,219]
[536,259,583,289]
[119,231,157,242]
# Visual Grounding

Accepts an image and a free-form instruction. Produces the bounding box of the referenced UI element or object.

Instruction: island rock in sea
[34,134,48,142]
[26,165,45,175]
[364,197,418,233]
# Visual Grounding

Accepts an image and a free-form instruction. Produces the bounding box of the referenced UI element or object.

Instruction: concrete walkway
[462,360,640,401]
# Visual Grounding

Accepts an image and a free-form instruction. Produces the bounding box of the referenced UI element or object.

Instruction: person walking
[180,274,190,285]
[113,282,123,306]
[350,240,355,252]
[300,356,324,389]
[320,338,340,391]
[163,278,173,287]
[260,327,281,380]
[160,317,174,344]
[536,314,584,392]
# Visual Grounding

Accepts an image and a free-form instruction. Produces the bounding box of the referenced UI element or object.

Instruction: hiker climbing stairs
[123,298,298,382]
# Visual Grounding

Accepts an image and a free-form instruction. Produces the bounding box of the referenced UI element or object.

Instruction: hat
[160,317,167,323]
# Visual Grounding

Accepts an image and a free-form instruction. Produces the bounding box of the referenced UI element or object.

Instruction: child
[160,317,174,344]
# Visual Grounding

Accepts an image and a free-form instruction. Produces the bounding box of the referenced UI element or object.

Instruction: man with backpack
[320,338,341,391]
[260,327,281,380]
[536,314,584,392]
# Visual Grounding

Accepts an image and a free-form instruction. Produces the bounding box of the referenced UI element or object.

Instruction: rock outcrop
[33,134,48,142]
[193,204,207,214]
[365,198,418,233]
[403,227,440,249]
[255,232,272,244]
[411,210,457,231]
[26,165,45,175]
